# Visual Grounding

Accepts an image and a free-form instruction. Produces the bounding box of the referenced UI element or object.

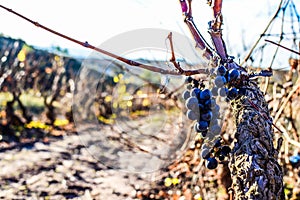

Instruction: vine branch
[0,4,208,76]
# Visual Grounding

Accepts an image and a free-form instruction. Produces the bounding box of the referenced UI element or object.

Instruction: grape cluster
[182,77,220,139]
[212,65,240,100]
[201,138,231,169]
[182,64,241,169]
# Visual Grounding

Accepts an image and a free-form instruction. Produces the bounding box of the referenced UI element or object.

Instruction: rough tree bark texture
[229,80,284,200]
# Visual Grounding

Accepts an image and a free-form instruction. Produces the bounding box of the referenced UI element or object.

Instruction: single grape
[218,87,228,97]
[221,146,231,156]
[213,104,220,112]
[186,109,200,121]
[290,155,300,168]
[201,148,211,159]
[190,88,201,97]
[201,130,207,137]
[229,69,240,81]
[199,121,209,130]
[217,65,227,76]
[211,106,220,120]
[212,110,220,120]
[186,84,192,90]
[194,121,208,132]
[185,97,199,110]
[201,111,213,121]
[186,76,193,83]
[210,124,222,135]
[201,143,210,150]
[198,103,205,110]
[214,76,227,88]
[210,98,217,108]
[204,99,212,109]
[200,89,212,100]
[227,87,238,100]
[210,118,219,126]
[219,154,225,161]
[290,155,300,164]
[193,79,199,88]
[182,90,190,100]
[238,88,247,95]
[206,157,218,169]
[211,87,218,96]
[213,138,222,147]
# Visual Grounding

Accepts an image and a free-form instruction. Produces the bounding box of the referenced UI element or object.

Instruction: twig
[273,79,300,123]
[265,39,300,55]
[272,82,278,116]
[167,32,184,74]
[262,76,270,94]
[277,122,300,149]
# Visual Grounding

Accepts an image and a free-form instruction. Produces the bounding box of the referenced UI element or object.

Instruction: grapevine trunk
[229,80,284,199]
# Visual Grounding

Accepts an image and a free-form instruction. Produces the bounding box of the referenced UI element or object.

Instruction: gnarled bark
[229,80,284,200]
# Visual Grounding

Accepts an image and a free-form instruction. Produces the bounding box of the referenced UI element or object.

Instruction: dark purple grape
[210,118,219,126]
[221,146,231,156]
[201,130,208,137]
[198,103,205,110]
[229,69,240,81]
[212,111,220,120]
[186,109,200,121]
[210,99,217,109]
[194,121,208,132]
[218,154,225,161]
[217,65,227,76]
[213,104,220,112]
[238,88,246,95]
[218,87,228,97]
[186,84,192,90]
[190,88,201,97]
[211,87,218,96]
[214,76,227,87]
[227,87,238,100]
[206,157,218,169]
[201,148,211,159]
[204,99,212,109]
[186,76,193,83]
[182,90,190,100]
[212,107,220,119]
[185,97,199,110]
[201,111,213,121]
[213,138,222,147]
[201,143,209,149]
[200,89,212,100]
[210,124,222,135]
[193,79,199,88]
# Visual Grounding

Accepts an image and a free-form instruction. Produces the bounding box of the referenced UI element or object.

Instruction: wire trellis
[242,0,300,70]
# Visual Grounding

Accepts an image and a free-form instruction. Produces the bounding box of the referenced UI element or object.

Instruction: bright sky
[0,0,298,67]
